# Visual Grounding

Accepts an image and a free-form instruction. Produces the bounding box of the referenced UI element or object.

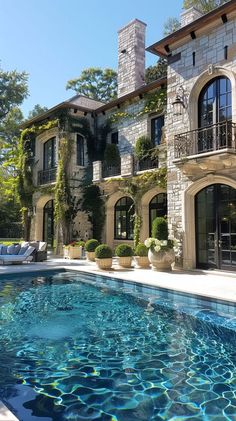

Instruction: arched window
[77,134,84,166]
[198,76,232,152]
[43,200,54,248]
[114,197,134,240]
[149,193,167,235]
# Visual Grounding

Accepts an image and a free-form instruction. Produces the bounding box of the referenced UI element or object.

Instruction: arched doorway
[43,200,54,248]
[114,197,134,240]
[149,193,167,235]
[195,184,236,270]
[198,76,232,152]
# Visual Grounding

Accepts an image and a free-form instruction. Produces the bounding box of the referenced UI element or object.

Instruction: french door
[198,77,232,152]
[195,184,236,270]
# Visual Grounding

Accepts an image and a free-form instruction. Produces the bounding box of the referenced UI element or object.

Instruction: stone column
[93,161,102,182]
[121,153,134,177]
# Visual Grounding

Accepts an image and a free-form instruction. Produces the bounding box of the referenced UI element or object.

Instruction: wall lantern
[172,85,185,116]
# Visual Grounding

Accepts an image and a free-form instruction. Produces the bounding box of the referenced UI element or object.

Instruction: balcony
[102,161,121,178]
[135,156,158,172]
[38,168,57,185]
[174,121,236,176]
[174,121,236,159]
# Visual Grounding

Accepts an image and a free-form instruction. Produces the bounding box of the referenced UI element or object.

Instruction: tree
[28,104,48,119]
[183,0,228,13]
[145,58,167,84]
[66,67,117,103]
[163,17,181,36]
[0,67,28,120]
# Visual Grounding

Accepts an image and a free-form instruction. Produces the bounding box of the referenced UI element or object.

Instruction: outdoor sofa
[0,244,35,265]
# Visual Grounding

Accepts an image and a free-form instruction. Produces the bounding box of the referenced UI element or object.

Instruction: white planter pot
[86,251,96,262]
[117,256,133,268]
[134,256,150,268]
[95,258,113,270]
[64,246,82,259]
[148,249,175,271]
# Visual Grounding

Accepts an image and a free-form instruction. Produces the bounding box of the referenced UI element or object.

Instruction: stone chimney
[117,19,146,98]
[180,7,203,27]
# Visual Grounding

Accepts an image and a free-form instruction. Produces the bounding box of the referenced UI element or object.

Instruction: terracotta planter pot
[86,251,96,262]
[117,256,133,268]
[148,249,175,271]
[64,246,82,259]
[134,256,150,268]
[95,258,113,270]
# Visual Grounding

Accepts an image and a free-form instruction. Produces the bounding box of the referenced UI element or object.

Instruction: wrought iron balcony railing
[102,161,121,178]
[38,168,57,185]
[174,120,236,159]
[135,156,159,171]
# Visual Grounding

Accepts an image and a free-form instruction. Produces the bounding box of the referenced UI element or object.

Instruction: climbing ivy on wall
[81,184,105,242]
[17,119,58,240]
[107,168,167,248]
[108,87,167,124]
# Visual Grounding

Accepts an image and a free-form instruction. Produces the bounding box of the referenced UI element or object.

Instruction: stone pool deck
[1,257,236,420]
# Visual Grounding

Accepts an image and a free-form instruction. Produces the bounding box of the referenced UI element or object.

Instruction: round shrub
[134,136,153,160]
[85,239,100,252]
[115,244,134,257]
[95,244,113,259]
[104,144,120,166]
[152,217,168,240]
[135,243,148,257]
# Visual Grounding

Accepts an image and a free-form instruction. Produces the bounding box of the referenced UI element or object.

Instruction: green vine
[107,168,167,247]
[54,132,74,253]
[108,87,167,125]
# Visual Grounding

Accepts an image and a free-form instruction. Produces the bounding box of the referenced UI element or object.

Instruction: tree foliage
[28,104,48,119]
[66,67,117,102]
[183,0,229,13]
[0,67,28,121]
[163,17,181,36]
[145,58,167,84]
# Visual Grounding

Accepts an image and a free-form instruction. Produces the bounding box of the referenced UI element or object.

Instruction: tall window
[77,134,84,166]
[198,77,232,152]
[44,137,56,170]
[151,115,164,146]
[114,197,134,240]
[111,132,118,145]
[149,193,167,235]
[198,76,232,127]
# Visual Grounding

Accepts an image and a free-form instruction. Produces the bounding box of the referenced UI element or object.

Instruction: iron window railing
[102,161,121,178]
[38,168,57,185]
[174,120,236,159]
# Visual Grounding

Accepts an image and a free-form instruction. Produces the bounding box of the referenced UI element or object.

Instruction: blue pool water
[1,271,236,420]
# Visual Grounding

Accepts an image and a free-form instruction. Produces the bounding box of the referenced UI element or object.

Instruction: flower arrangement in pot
[145,217,176,271]
[134,243,150,269]
[95,244,113,270]
[115,244,133,268]
[64,241,85,259]
[85,239,100,262]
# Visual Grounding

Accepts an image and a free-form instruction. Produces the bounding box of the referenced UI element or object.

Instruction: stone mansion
[22,0,236,271]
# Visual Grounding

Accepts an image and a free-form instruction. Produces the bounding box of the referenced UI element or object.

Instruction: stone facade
[165,6,236,269]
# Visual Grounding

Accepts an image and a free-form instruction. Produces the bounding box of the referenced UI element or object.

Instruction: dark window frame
[43,137,56,170]
[149,193,167,236]
[114,196,134,240]
[76,134,85,166]
[151,115,164,146]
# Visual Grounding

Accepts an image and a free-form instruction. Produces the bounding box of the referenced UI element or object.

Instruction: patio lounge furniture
[25,241,47,262]
[0,246,35,265]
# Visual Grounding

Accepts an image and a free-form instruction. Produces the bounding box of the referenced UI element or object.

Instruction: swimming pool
[1,270,236,420]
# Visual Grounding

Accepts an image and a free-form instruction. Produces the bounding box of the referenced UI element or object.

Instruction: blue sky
[0,0,183,117]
